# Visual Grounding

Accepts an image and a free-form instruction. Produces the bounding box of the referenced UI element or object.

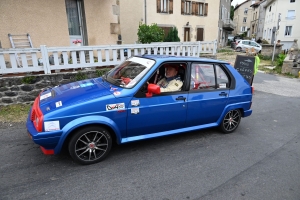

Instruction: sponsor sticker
[44,121,60,132]
[70,85,80,89]
[40,92,52,100]
[80,82,94,88]
[114,91,121,96]
[131,100,140,107]
[219,83,226,88]
[131,108,139,114]
[106,103,125,111]
[55,101,62,108]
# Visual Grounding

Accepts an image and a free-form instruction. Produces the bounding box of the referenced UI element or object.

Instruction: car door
[126,63,188,138]
[186,63,230,127]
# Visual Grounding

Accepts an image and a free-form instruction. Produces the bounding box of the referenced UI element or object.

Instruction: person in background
[256,37,262,44]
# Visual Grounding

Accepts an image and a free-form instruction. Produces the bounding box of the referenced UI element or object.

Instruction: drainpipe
[144,0,147,25]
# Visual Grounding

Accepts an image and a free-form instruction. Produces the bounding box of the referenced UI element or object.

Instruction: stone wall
[0,70,108,106]
[281,56,300,76]
[261,44,283,57]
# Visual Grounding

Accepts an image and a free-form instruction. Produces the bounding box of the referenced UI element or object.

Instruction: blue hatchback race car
[27,55,253,165]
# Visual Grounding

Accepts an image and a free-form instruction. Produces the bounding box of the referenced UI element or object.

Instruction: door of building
[184,28,190,41]
[65,0,87,46]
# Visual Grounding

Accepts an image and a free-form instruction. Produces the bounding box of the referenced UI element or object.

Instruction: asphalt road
[1,72,300,200]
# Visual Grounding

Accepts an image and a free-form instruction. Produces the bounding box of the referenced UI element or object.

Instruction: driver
[157,64,183,92]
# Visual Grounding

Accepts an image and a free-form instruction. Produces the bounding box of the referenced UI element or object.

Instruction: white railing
[0,41,217,75]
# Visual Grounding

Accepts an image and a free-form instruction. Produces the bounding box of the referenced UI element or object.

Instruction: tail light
[31,96,44,132]
[251,86,254,94]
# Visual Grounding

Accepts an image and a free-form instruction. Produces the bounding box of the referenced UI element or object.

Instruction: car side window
[215,65,230,89]
[190,63,215,90]
[250,41,258,47]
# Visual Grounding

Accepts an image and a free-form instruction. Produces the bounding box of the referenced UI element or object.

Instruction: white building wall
[263,0,300,50]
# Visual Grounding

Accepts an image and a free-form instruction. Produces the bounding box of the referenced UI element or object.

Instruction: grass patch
[0,104,31,122]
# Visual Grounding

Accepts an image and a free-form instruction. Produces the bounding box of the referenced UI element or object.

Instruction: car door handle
[176,96,186,102]
[219,92,228,97]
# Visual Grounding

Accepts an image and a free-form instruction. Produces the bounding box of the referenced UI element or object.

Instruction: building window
[243,17,247,23]
[244,8,248,14]
[285,26,292,36]
[241,26,246,32]
[287,10,295,19]
[269,6,271,12]
[157,0,173,14]
[290,0,295,2]
[195,2,204,16]
[185,1,191,14]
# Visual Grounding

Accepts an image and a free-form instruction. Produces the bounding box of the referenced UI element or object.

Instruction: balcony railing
[222,19,236,31]
[0,41,217,75]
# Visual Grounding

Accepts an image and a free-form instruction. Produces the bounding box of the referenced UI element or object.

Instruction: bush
[276,53,286,67]
[163,27,180,42]
[137,23,164,44]
[262,39,269,44]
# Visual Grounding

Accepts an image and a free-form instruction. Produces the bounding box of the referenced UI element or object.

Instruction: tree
[164,27,180,42]
[137,23,164,44]
[230,6,234,20]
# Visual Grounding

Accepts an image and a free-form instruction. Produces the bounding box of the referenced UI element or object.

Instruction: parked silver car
[235,40,262,53]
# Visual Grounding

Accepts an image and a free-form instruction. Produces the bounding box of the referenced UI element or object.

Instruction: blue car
[26,55,253,165]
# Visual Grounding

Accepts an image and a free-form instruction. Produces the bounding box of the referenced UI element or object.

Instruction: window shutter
[195,2,199,15]
[169,0,173,14]
[157,0,161,13]
[192,2,196,15]
[181,0,185,14]
[204,3,208,16]
[197,28,204,41]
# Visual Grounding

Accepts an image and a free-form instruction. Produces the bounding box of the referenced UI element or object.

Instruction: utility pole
[272,13,281,65]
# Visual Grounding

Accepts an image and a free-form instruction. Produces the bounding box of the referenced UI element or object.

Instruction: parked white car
[235,40,262,53]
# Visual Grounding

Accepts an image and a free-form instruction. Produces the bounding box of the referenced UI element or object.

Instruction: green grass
[0,104,31,122]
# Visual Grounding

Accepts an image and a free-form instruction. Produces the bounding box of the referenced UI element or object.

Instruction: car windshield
[104,57,155,88]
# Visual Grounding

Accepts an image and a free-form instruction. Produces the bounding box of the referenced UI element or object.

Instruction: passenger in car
[157,64,183,92]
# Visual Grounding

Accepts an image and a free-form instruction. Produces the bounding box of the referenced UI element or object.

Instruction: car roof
[136,54,228,64]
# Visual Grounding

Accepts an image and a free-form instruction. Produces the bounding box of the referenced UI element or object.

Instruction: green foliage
[262,39,269,44]
[22,76,36,84]
[258,54,272,60]
[230,6,234,20]
[217,48,233,53]
[163,27,180,42]
[75,71,87,81]
[96,68,110,77]
[275,53,286,67]
[137,23,164,44]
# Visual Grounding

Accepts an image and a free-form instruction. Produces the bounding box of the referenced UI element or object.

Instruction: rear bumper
[26,112,63,154]
[243,109,252,117]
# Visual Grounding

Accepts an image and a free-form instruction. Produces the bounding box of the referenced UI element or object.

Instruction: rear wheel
[236,47,242,52]
[68,126,112,165]
[219,109,241,134]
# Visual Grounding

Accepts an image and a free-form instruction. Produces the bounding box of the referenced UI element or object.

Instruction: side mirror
[146,84,161,97]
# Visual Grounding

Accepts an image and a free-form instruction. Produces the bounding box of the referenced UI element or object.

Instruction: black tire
[68,126,112,165]
[236,47,242,52]
[219,109,241,134]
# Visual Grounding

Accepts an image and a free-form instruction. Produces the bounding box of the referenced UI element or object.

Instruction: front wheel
[68,126,112,165]
[219,109,241,134]
[236,47,242,52]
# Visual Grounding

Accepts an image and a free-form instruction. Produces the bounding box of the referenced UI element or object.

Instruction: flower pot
[76,43,81,46]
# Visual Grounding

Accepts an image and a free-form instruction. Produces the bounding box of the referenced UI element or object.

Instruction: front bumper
[26,112,63,154]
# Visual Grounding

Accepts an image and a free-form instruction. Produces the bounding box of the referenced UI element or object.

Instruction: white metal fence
[0,41,217,75]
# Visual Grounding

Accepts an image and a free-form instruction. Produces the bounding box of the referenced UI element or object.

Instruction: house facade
[263,0,300,50]
[106,0,220,44]
[1,0,220,50]
[250,0,266,40]
[218,0,235,47]
[0,0,120,49]
[233,0,254,37]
